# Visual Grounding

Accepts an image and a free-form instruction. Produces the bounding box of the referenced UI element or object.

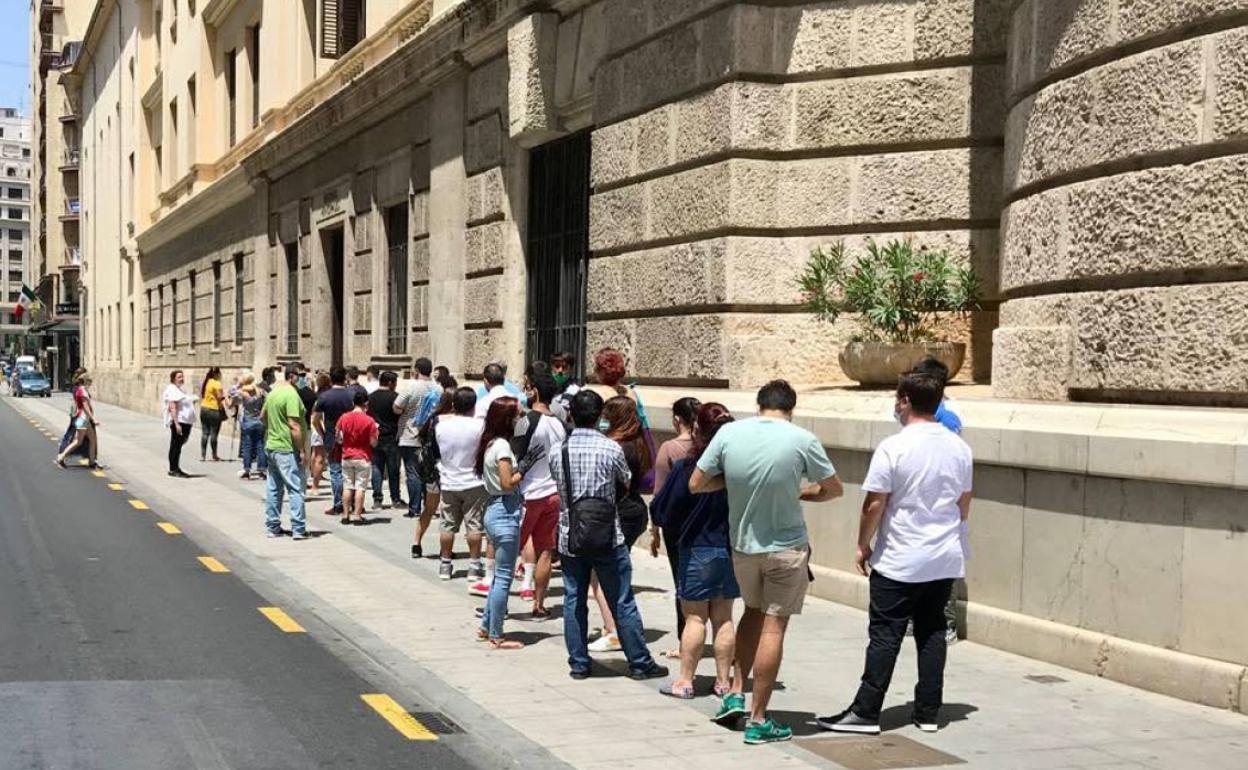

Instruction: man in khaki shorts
[691,380,842,745]
[431,387,487,582]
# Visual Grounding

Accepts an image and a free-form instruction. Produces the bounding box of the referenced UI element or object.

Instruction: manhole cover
[800,734,964,770]
[409,711,462,735]
[1025,674,1068,684]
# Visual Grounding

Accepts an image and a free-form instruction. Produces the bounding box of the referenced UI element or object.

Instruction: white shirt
[474,384,511,419]
[482,438,514,497]
[862,421,973,583]
[434,415,485,492]
[517,413,566,501]
[162,384,196,427]
[363,378,380,395]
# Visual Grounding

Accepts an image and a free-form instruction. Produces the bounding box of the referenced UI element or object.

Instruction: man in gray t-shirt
[392,357,441,526]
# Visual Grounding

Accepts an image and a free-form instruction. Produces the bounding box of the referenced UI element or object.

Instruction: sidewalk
[15,393,1248,770]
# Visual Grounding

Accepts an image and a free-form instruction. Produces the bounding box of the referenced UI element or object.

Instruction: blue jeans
[328,458,343,512]
[265,450,306,535]
[480,493,523,639]
[371,441,401,504]
[240,417,267,473]
[398,445,425,516]
[562,545,656,675]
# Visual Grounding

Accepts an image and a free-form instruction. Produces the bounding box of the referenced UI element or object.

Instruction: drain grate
[410,711,463,735]
[1025,674,1068,685]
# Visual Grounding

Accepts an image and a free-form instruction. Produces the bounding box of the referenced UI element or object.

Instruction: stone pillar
[428,73,467,376]
[994,2,1248,404]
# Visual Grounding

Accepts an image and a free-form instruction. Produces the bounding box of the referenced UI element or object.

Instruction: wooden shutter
[341,0,364,54]
[321,0,340,58]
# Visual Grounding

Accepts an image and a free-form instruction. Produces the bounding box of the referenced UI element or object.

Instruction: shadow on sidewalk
[880,702,978,732]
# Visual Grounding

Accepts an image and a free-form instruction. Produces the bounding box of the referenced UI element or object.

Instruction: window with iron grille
[386,204,408,355]
[170,278,178,348]
[158,285,165,350]
[212,261,222,346]
[188,270,196,348]
[233,253,244,343]
[320,0,365,59]
[285,243,299,354]
[147,289,154,351]
[525,132,591,376]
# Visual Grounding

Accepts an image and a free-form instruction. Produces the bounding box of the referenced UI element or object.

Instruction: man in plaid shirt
[550,389,668,681]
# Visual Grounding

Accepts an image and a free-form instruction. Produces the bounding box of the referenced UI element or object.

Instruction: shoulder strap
[560,439,574,504]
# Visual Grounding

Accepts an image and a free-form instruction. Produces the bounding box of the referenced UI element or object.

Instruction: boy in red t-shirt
[335,389,379,524]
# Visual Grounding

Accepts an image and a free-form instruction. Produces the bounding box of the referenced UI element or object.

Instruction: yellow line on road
[91,470,106,478]
[108,483,124,490]
[197,556,230,573]
[128,500,150,510]
[360,694,438,741]
[156,522,181,535]
[258,607,305,633]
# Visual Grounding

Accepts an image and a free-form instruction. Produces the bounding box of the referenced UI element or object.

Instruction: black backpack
[510,410,543,459]
[560,442,617,557]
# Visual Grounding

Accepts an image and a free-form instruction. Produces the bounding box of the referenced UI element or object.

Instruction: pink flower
[913,271,926,281]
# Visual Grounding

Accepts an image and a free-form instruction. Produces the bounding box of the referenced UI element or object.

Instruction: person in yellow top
[200,366,227,463]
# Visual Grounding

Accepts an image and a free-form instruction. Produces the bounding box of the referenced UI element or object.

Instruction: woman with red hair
[585,347,635,403]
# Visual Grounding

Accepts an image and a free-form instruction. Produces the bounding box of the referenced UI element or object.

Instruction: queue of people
[131,346,975,746]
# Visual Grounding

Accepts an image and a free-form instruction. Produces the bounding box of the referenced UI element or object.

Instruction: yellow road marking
[91,470,106,478]
[197,556,230,573]
[258,607,305,633]
[108,483,124,491]
[156,522,182,535]
[128,499,150,510]
[360,695,438,741]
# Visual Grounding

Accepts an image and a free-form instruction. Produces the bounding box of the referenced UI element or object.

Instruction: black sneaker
[569,669,591,680]
[411,544,423,559]
[815,709,880,735]
[912,714,939,733]
[629,664,669,681]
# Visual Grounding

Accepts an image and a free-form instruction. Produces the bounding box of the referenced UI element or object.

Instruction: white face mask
[597,418,610,432]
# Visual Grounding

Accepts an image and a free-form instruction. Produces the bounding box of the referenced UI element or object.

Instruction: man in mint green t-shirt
[262,365,308,539]
[691,379,842,745]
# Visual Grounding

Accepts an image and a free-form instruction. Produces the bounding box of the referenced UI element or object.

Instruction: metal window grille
[386,204,408,355]
[212,262,221,346]
[525,132,591,377]
[170,279,178,348]
[158,285,165,350]
[233,254,244,343]
[285,243,299,354]
[147,289,154,351]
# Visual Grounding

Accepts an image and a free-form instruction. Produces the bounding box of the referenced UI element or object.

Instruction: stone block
[1100,635,1248,712]
[603,18,700,123]
[854,148,1001,223]
[412,191,429,236]
[463,276,501,325]
[1070,287,1170,391]
[1005,40,1204,192]
[1213,26,1248,140]
[465,222,508,274]
[915,0,1010,59]
[773,4,854,75]
[731,157,854,230]
[1164,282,1248,394]
[587,239,728,315]
[1000,191,1071,293]
[590,120,635,187]
[507,13,561,147]
[462,328,503,375]
[1020,471,1086,627]
[466,167,506,225]
[729,81,792,152]
[585,319,636,371]
[411,284,429,328]
[567,3,608,107]
[1116,0,1248,43]
[410,238,430,284]
[466,56,508,122]
[588,185,646,252]
[634,106,674,177]
[964,466,1026,612]
[1079,478,1184,648]
[464,113,503,176]
[722,312,860,387]
[849,2,913,67]
[410,98,431,145]
[349,253,373,291]
[411,145,431,192]
[1178,487,1248,665]
[598,0,651,54]
[1030,0,1114,82]
[648,163,732,241]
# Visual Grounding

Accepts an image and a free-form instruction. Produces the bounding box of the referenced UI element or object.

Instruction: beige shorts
[733,546,812,617]
[342,458,371,491]
[438,486,486,534]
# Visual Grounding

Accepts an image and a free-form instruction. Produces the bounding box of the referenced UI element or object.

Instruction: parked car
[15,370,51,398]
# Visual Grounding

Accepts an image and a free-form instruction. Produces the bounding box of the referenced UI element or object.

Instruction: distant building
[0,108,32,359]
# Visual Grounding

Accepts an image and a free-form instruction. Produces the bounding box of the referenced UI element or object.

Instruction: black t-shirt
[368,389,399,443]
[298,385,317,416]
[313,387,356,449]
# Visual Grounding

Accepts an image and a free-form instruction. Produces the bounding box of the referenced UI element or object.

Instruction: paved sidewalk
[14,394,1248,770]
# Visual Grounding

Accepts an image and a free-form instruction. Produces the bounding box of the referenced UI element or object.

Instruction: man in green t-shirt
[691,379,843,745]
[263,364,309,539]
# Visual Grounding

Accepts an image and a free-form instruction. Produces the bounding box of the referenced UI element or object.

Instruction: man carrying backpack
[549,390,667,681]
[394,357,441,524]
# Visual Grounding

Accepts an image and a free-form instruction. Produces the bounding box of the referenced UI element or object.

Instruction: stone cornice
[201,0,244,28]
[137,165,253,255]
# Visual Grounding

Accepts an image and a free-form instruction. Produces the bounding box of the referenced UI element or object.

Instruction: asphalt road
[0,396,479,770]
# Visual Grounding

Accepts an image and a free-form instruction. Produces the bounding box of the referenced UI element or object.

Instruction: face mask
[597,418,610,432]
[553,372,569,387]
[297,376,309,389]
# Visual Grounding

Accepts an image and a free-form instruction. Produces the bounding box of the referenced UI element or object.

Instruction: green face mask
[553,372,569,387]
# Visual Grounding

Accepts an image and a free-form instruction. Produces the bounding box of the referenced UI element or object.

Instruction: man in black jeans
[368,371,404,510]
[817,372,974,735]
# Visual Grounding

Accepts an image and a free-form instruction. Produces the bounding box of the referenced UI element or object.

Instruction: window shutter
[341,0,364,54]
[321,0,340,58]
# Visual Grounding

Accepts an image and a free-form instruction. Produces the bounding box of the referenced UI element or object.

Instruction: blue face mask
[297,376,309,389]
[597,418,610,432]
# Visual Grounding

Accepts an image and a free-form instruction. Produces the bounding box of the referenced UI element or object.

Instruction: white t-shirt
[162,384,196,427]
[474,384,511,419]
[434,415,485,492]
[862,421,974,583]
[517,413,566,501]
[363,378,380,395]
[482,438,514,497]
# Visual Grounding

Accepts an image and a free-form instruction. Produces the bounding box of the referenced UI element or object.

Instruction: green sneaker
[744,718,793,745]
[712,692,747,726]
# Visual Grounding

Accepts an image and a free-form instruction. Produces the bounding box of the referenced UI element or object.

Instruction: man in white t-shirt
[432,387,487,583]
[514,371,566,618]
[818,371,973,737]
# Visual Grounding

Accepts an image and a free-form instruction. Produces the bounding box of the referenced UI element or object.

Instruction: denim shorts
[677,546,741,602]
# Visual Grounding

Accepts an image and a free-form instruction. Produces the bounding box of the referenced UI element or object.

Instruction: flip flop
[488,638,524,650]
[659,683,695,700]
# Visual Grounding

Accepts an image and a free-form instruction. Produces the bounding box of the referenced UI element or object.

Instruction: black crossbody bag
[561,442,618,557]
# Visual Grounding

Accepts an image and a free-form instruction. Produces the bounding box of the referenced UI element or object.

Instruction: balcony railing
[59,148,79,170]
[64,247,80,266]
[59,198,80,221]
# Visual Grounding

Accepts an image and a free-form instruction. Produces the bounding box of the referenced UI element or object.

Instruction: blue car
[15,371,51,398]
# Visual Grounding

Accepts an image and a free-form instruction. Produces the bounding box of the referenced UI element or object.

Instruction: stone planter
[838,341,966,387]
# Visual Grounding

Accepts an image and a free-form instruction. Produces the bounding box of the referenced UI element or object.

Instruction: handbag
[561,441,618,557]
[617,493,648,547]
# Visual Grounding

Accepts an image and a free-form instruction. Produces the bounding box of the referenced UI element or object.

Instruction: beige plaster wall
[994,1,1248,403]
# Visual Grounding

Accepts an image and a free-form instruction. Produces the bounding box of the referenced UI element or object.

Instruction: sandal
[713,681,732,698]
[531,606,552,621]
[476,629,489,642]
[488,638,524,650]
[659,683,696,699]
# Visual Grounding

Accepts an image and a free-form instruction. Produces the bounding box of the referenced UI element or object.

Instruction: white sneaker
[588,633,621,653]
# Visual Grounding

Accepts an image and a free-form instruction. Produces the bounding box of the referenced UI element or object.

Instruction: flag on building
[14,285,40,320]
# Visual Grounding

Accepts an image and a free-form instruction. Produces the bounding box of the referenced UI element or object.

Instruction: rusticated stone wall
[994,1,1248,404]
[586,0,1009,387]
